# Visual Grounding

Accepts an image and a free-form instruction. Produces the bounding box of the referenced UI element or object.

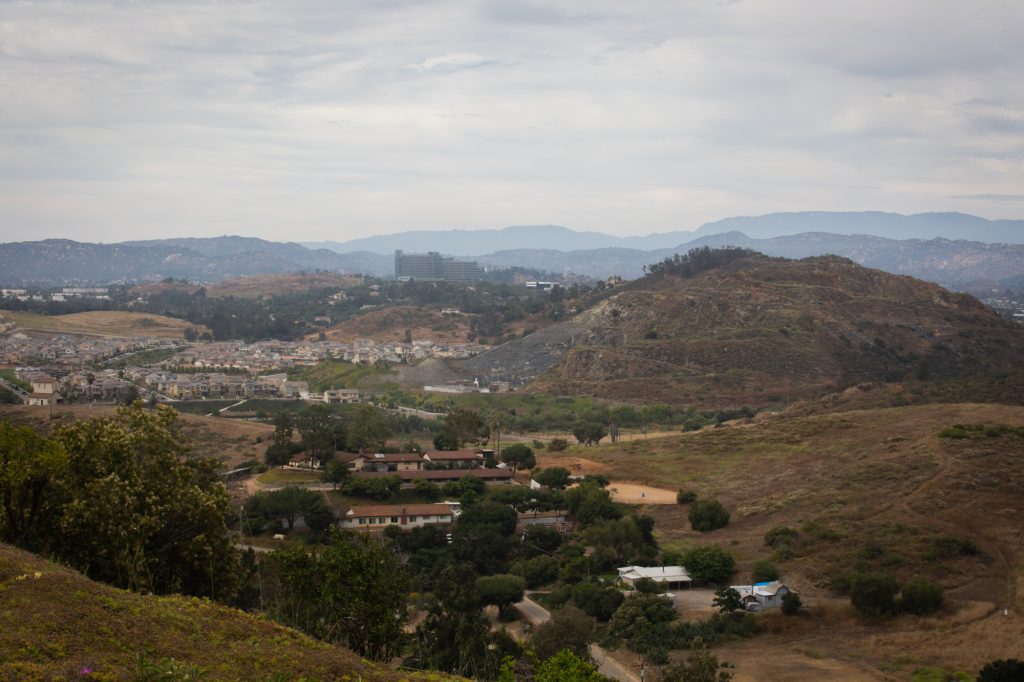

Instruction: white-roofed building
[617,565,693,589]
[729,581,793,611]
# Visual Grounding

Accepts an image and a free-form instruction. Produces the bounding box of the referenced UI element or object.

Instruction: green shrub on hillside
[689,499,730,532]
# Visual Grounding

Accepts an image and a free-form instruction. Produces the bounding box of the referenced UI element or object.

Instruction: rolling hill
[0,542,461,681]
[464,253,1024,406]
[0,310,208,339]
[476,232,1024,287]
[0,238,392,286]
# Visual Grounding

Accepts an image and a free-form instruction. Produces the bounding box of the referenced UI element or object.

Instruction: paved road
[0,377,29,403]
[515,595,552,625]
[235,543,273,554]
[515,594,640,682]
[591,644,642,682]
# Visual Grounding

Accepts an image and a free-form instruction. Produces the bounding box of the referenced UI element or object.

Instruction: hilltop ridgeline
[464,252,1024,406]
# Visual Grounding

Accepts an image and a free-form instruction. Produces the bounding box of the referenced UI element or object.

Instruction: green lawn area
[0,369,31,392]
[288,361,396,392]
[257,468,323,485]
[103,346,183,369]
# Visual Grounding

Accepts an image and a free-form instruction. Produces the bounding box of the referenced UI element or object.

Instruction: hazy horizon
[2,1,1023,243]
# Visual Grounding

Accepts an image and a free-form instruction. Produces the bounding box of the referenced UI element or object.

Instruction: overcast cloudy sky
[2,0,1023,242]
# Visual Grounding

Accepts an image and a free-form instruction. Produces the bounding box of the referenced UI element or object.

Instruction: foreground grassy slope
[0,310,207,339]
[0,544,458,682]
[543,403,1024,677]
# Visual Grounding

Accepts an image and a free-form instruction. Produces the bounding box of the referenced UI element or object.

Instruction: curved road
[516,595,640,682]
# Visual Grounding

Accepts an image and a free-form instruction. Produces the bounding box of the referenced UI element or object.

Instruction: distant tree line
[643,246,758,278]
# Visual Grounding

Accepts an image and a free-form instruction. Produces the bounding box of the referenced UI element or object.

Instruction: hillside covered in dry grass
[470,254,1024,406]
[0,543,462,682]
[542,402,1024,679]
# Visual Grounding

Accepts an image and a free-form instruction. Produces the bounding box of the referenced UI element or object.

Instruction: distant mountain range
[307,211,1024,255]
[476,232,1024,287]
[0,238,392,286]
[1,211,1022,288]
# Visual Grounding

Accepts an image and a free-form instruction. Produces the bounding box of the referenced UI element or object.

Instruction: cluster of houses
[125,370,311,401]
[168,337,487,372]
[9,369,137,406]
[0,287,110,302]
[0,332,173,367]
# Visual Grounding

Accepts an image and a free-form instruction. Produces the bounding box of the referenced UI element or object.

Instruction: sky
[1,0,1023,243]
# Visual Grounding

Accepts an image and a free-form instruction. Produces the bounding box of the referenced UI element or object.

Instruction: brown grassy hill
[472,254,1024,406]
[541,402,1024,679]
[130,272,360,300]
[0,543,460,681]
[315,305,470,343]
[0,310,209,339]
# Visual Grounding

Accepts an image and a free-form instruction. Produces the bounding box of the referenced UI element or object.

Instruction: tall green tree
[683,545,736,584]
[271,412,293,448]
[530,605,597,661]
[0,419,68,549]
[438,408,486,449]
[572,421,607,446]
[271,530,409,661]
[565,481,621,527]
[297,405,335,465]
[411,562,502,679]
[345,404,391,454]
[502,443,536,474]
[475,574,526,614]
[51,404,243,600]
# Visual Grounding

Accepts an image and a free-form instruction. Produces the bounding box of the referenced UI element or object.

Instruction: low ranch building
[341,452,425,472]
[618,565,693,590]
[423,450,485,468]
[517,510,573,533]
[730,581,793,611]
[352,468,514,487]
[340,503,458,531]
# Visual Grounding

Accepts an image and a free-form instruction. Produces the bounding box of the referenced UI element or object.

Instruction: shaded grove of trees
[0,405,242,601]
[269,530,409,660]
[643,246,758,278]
[264,403,392,467]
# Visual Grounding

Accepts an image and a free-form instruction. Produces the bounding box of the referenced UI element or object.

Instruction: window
[409,516,417,522]
[391,516,399,523]
[378,517,386,524]
[358,518,365,525]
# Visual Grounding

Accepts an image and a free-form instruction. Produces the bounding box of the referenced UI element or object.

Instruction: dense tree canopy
[271,530,409,660]
[2,404,244,601]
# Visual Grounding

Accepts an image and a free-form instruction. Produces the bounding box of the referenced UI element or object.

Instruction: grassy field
[541,402,1024,679]
[103,345,184,368]
[288,360,397,392]
[257,468,323,485]
[316,305,471,344]
[0,310,206,339]
[129,273,361,300]
[0,368,31,392]
[0,543,460,681]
